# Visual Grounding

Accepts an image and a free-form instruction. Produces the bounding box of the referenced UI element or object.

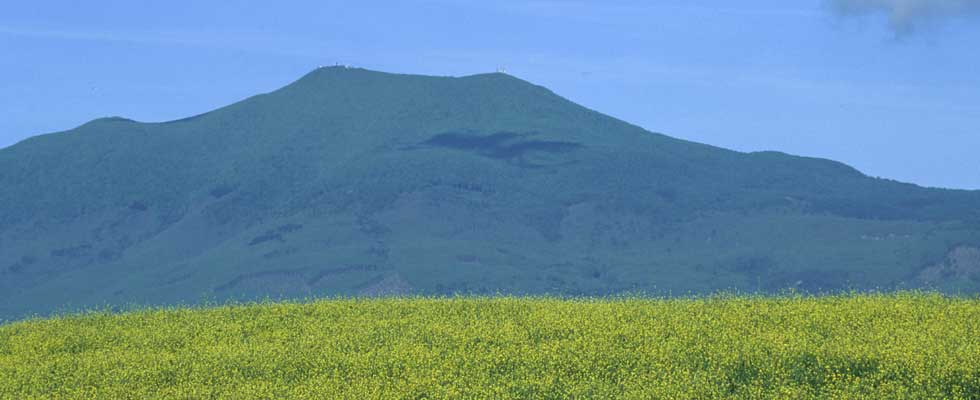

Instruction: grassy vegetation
[2,293,979,399]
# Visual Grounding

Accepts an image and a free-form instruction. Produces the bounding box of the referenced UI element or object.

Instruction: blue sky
[2,0,978,189]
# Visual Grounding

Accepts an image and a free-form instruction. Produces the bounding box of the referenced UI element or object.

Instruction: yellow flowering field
[1,293,979,399]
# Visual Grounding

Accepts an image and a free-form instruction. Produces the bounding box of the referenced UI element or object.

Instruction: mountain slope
[2,67,979,319]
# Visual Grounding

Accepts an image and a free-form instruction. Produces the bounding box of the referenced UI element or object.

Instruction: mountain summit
[2,68,979,319]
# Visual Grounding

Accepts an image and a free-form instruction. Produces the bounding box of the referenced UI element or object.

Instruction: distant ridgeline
[1,67,979,320]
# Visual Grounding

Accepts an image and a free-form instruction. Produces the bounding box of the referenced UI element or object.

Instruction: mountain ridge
[2,67,979,320]
[4,67,945,192]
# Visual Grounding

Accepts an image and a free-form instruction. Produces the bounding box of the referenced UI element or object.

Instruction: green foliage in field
[2,293,979,399]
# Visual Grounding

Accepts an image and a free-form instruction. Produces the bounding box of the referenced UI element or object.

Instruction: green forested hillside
[1,67,979,320]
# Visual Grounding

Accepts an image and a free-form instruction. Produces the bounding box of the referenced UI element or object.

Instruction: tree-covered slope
[1,67,979,320]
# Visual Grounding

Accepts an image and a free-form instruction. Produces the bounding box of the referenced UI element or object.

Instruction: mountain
[2,67,979,320]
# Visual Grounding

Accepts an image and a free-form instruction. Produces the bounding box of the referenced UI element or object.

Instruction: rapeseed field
[1,293,979,399]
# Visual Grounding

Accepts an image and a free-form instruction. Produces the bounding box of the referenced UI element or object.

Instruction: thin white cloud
[828,0,980,32]
[421,0,817,22]
[0,25,338,58]
[0,25,213,47]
